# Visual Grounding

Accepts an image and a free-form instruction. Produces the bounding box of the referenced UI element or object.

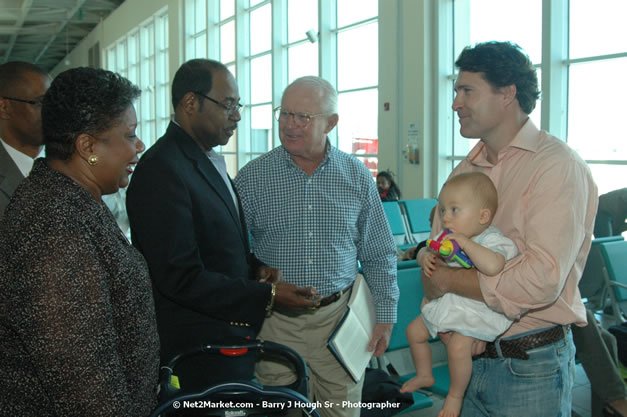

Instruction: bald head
[284,76,338,114]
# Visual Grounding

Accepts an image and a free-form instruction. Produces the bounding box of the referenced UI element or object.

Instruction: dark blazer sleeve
[0,145,25,220]
[126,127,271,330]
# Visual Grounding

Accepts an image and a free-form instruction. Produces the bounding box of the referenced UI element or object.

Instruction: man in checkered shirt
[234,76,399,417]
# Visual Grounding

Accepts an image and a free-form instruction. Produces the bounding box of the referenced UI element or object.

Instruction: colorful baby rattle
[426,229,473,268]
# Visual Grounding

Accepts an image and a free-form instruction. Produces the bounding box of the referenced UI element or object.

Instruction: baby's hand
[421,253,438,277]
[443,232,469,250]
[417,249,428,268]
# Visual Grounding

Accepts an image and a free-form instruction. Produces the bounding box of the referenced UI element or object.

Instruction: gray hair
[286,76,338,114]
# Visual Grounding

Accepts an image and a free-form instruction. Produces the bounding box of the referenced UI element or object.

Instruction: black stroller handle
[152,339,319,417]
[162,340,308,394]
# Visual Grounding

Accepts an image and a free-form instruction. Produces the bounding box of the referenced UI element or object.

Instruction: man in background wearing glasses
[235,76,398,417]
[0,61,50,220]
[127,60,318,394]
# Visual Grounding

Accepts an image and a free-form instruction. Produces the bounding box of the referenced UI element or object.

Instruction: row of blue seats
[380,200,442,413]
[386,266,449,414]
[382,199,438,247]
[382,199,437,272]
[580,235,627,323]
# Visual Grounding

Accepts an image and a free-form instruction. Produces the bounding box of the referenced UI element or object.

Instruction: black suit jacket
[126,122,270,386]
[0,142,25,220]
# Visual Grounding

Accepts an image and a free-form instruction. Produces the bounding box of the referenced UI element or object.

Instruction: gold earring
[88,155,99,166]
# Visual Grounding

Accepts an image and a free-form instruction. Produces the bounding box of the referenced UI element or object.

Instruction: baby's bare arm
[445,233,505,276]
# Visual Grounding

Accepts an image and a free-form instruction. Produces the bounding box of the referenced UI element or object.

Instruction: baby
[400,172,518,417]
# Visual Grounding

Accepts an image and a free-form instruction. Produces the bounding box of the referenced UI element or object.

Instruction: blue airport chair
[579,236,624,313]
[383,201,410,246]
[390,268,450,399]
[401,199,438,243]
[599,240,627,323]
[385,267,457,414]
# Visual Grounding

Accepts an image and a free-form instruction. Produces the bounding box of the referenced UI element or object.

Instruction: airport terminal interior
[1,1,626,416]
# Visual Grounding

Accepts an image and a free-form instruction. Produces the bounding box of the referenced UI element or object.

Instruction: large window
[336,0,378,176]
[103,8,170,237]
[106,8,170,149]
[287,0,318,82]
[447,0,542,172]
[445,0,627,195]
[184,0,379,177]
[567,0,627,195]
[247,2,273,167]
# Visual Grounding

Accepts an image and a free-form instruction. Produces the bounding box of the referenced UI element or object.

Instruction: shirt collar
[0,137,35,177]
[508,118,541,152]
[468,118,540,167]
[206,148,223,160]
[280,138,333,170]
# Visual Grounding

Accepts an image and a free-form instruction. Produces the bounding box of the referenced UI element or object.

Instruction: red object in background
[352,138,378,154]
[352,138,379,177]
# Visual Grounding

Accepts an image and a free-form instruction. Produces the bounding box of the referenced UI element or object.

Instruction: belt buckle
[318,292,339,308]
[316,284,352,309]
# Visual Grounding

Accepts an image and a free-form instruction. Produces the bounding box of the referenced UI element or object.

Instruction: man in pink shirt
[421,41,598,416]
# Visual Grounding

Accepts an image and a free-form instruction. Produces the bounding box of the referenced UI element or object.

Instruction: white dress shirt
[0,138,35,177]
[206,148,239,216]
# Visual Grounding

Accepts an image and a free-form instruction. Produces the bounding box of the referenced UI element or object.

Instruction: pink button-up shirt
[433,120,598,336]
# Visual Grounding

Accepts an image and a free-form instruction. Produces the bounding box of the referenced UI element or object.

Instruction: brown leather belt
[479,325,570,360]
[316,284,354,308]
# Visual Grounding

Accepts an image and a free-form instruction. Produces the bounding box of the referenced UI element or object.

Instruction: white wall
[378,0,438,199]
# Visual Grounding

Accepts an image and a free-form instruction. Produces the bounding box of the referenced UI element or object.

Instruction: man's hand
[470,339,487,356]
[423,265,484,302]
[438,332,486,356]
[420,260,450,300]
[367,323,394,357]
[256,266,283,283]
[274,283,320,309]
[438,331,452,345]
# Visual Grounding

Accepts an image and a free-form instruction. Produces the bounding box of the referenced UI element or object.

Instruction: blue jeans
[461,327,575,417]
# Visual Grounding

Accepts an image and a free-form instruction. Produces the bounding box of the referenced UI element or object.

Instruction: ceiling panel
[0,0,125,71]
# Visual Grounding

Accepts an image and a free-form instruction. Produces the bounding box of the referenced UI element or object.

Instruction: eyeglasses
[195,92,243,115]
[273,107,330,128]
[2,96,43,107]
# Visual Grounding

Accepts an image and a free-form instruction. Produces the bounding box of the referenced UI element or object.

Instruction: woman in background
[0,67,159,416]
[377,170,401,201]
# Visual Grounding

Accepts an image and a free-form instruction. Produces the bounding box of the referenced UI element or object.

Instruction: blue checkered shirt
[234,144,398,322]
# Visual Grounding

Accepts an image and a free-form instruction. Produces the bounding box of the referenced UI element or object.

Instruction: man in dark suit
[127,59,318,392]
[0,61,50,219]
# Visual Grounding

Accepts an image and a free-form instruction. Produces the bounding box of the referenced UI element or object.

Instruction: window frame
[437,0,627,193]
[183,0,379,176]
[105,7,170,150]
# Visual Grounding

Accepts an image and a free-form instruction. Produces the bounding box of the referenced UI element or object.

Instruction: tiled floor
[401,362,592,417]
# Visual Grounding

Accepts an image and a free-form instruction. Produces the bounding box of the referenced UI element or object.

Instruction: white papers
[327,275,376,382]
